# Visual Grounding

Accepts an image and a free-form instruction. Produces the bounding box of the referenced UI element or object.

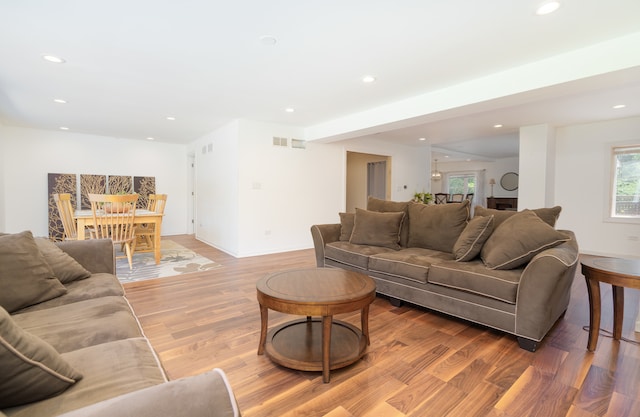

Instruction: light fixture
[489,178,496,197]
[285,108,295,113]
[418,137,426,141]
[613,104,626,109]
[431,159,442,181]
[53,99,67,104]
[42,54,66,63]
[493,124,503,128]
[536,1,560,15]
[362,75,376,83]
[59,126,69,130]
[166,116,176,121]
[259,35,277,46]
[146,137,155,141]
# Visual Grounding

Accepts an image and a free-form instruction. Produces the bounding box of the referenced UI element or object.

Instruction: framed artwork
[80,174,106,209]
[134,176,156,209]
[108,175,133,194]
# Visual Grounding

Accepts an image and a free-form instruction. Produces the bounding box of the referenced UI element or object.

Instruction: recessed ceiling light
[613,104,626,109]
[166,116,176,121]
[494,124,503,128]
[362,75,376,83]
[59,126,69,130]
[418,137,426,141]
[536,1,560,15]
[53,99,67,104]
[444,155,450,158]
[285,108,295,113]
[259,35,277,46]
[42,54,66,63]
[146,137,155,141]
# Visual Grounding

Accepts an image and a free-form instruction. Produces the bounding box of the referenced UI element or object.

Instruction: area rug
[115,240,222,283]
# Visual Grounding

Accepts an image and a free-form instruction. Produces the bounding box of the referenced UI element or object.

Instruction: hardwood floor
[123,235,640,417]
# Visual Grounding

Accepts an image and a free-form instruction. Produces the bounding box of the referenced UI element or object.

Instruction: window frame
[605,142,640,224]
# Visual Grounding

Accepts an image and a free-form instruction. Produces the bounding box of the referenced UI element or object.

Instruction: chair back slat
[54,193,78,240]
[88,194,138,244]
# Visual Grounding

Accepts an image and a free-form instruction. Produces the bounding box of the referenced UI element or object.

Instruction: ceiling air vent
[291,139,306,149]
[273,136,288,147]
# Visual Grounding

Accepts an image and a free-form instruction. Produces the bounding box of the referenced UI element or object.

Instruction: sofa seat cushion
[3,338,166,417]
[11,297,143,354]
[325,241,395,270]
[14,273,124,313]
[369,248,454,283]
[428,260,523,304]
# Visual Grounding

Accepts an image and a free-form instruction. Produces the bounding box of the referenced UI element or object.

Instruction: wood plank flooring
[123,235,640,417]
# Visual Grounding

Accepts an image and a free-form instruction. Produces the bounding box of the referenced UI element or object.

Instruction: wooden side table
[256,268,376,383]
[581,257,640,351]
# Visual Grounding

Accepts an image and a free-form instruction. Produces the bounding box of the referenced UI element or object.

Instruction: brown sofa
[311,198,579,352]
[0,231,240,417]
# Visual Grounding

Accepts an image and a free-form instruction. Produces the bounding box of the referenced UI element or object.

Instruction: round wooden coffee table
[256,268,376,383]
[581,257,640,351]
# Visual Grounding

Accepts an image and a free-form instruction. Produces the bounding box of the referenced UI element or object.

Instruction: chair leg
[125,243,133,270]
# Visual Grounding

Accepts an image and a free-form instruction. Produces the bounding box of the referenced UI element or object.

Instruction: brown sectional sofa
[311,198,579,351]
[0,231,240,417]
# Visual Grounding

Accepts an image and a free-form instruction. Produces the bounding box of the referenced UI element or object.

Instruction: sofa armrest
[55,239,116,275]
[310,224,341,267]
[56,369,240,417]
[515,230,579,341]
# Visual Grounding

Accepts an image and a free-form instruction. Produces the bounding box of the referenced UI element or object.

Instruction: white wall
[191,119,345,257]
[555,116,640,257]
[0,125,189,237]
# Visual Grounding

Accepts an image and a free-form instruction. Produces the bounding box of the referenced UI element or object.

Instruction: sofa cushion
[407,200,470,252]
[35,238,91,284]
[453,215,494,262]
[349,208,405,250]
[12,296,144,354]
[428,260,523,304]
[0,231,67,313]
[367,197,411,247]
[369,248,454,283]
[325,241,395,270]
[0,306,83,408]
[481,210,571,270]
[338,212,355,241]
[474,206,562,228]
[4,338,166,417]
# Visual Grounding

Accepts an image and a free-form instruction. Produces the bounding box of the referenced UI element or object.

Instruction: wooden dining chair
[88,193,139,269]
[449,193,464,203]
[135,194,167,253]
[53,193,78,240]
[464,193,474,203]
[434,193,449,204]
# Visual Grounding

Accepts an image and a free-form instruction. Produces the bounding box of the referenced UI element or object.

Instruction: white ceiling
[1,1,639,161]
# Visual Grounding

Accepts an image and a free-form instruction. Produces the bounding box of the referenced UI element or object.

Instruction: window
[447,173,476,195]
[610,145,640,219]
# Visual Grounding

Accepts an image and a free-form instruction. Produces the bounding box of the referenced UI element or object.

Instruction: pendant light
[431,159,442,181]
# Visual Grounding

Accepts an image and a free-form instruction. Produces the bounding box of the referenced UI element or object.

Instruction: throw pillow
[474,206,562,228]
[0,306,83,408]
[0,231,67,313]
[453,215,494,262]
[481,210,571,270]
[349,208,405,250]
[338,212,355,241]
[35,238,91,284]
[366,197,411,247]
[407,200,470,253]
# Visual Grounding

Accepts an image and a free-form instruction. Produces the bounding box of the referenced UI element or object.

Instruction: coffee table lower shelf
[264,318,367,376]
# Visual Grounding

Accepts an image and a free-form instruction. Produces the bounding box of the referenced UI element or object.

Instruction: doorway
[346,152,391,212]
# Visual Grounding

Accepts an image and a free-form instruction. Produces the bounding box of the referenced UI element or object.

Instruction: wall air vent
[273,136,288,147]
[291,139,306,149]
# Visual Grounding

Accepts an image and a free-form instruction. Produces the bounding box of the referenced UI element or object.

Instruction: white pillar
[518,124,556,209]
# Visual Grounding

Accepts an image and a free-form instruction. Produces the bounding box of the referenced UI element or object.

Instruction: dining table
[74,209,164,264]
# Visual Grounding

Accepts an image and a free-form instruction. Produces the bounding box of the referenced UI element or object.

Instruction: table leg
[153,219,162,264]
[585,276,601,351]
[361,305,370,345]
[322,315,333,383]
[257,305,268,355]
[612,285,624,340]
[77,219,86,240]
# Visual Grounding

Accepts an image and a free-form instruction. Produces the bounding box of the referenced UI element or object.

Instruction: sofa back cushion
[367,197,411,247]
[0,231,67,313]
[474,206,562,228]
[338,212,355,241]
[407,200,470,252]
[481,210,571,270]
[349,208,405,250]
